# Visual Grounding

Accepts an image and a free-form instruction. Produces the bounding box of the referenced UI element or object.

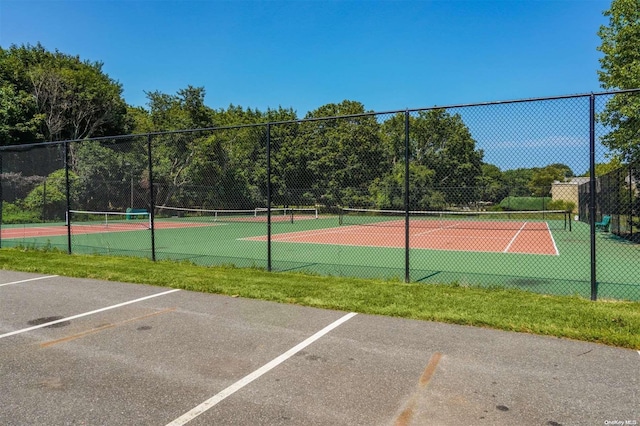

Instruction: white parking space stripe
[0,275,59,287]
[0,288,180,339]
[166,311,358,426]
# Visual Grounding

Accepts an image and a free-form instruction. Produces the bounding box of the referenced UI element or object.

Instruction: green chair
[595,215,611,232]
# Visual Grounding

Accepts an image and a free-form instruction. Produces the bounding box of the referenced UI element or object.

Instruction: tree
[528,164,573,197]
[22,169,79,220]
[368,162,437,210]
[597,0,640,163]
[478,163,508,204]
[592,157,624,176]
[284,100,387,207]
[0,46,44,144]
[144,86,217,207]
[0,84,42,145]
[502,168,535,197]
[410,109,484,206]
[0,43,128,145]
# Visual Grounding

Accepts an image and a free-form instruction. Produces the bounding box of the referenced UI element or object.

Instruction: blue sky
[1,0,611,116]
[0,0,614,173]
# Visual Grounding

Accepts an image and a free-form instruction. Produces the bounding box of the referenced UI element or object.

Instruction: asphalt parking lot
[1,271,638,425]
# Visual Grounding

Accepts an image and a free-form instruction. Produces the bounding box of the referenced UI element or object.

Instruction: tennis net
[154,206,318,223]
[339,208,571,231]
[68,210,152,230]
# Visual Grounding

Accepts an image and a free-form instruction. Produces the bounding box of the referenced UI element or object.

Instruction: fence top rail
[1,88,640,152]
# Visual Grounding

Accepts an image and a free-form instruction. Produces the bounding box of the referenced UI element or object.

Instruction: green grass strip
[1,247,639,349]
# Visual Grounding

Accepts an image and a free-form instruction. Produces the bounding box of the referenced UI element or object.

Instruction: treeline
[1,44,577,216]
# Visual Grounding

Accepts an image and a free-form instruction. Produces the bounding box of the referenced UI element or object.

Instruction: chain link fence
[2,91,639,300]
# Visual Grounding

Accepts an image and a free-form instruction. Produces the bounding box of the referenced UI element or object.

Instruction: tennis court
[1,207,639,300]
[246,209,565,255]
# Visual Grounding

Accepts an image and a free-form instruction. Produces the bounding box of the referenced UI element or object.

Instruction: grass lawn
[1,247,639,350]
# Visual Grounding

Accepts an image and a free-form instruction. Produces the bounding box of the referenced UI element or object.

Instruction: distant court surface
[2,209,563,255]
[0,220,211,239]
[247,219,560,256]
[1,208,638,301]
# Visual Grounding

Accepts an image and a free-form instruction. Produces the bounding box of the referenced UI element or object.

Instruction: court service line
[0,289,180,340]
[243,227,401,242]
[412,223,458,237]
[0,275,59,287]
[503,222,527,253]
[166,311,358,426]
[547,222,560,256]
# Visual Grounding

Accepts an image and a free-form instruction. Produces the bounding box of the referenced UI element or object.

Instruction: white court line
[0,288,180,339]
[0,275,58,287]
[547,222,560,256]
[166,311,358,426]
[412,223,458,237]
[503,222,527,253]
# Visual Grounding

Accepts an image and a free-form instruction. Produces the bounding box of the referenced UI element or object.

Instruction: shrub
[1,202,41,224]
[499,196,552,211]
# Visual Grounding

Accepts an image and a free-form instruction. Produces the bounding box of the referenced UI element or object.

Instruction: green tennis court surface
[2,214,639,301]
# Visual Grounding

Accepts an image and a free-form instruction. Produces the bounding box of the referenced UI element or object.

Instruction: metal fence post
[0,152,3,249]
[404,110,410,283]
[267,123,272,272]
[630,165,634,238]
[64,142,72,255]
[589,94,597,301]
[147,134,156,262]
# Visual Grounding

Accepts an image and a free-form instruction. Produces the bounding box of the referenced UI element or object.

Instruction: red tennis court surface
[0,214,315,240]
[247,221,560,255]
[0,221,213,239]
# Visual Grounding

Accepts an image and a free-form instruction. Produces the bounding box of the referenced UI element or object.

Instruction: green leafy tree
[592,157,624,176]
[597,0,640,163]
[0,43,128,145]
[369,162,437,210]
[478,163,507,204]
[71,139,149,211]
[410,109,484,206]
[373,110,483,209]
[0,84,42,145]
[23,169,78,220]
[502,168,535,197]
[528,164,574,197]
[283,100,386,207]
[144,86,216,207]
